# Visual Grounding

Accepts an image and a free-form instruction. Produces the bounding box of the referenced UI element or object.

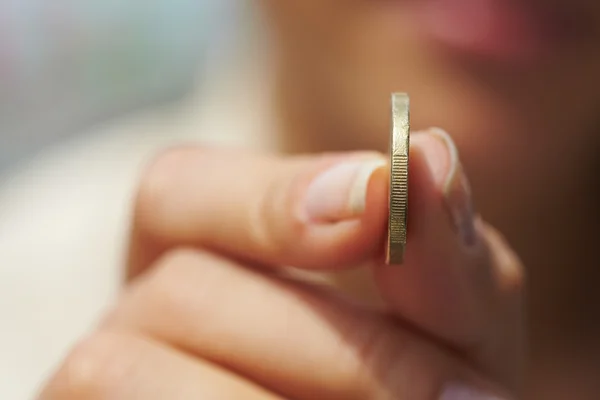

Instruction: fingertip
[295,155,389,267]
[479,221,525,293]
[409,129,478,250]
[371,129,491,348]
[300,157,387,223]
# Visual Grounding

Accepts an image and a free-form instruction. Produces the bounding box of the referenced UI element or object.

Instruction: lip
[411,0,593,65]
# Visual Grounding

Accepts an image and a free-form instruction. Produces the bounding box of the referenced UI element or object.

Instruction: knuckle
[150,248,226,292]
[142,249,207,307]
[136,148,187,215]
[350,323,448,399]
[118,248,228,327]
[45,331,137,398]
[355,323,405,380]
[134,146,210,236]
[336,320,405,395]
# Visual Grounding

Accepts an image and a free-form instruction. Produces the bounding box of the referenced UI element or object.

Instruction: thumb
[373,128,525,390]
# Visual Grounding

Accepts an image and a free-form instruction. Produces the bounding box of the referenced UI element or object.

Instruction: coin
[386,93,410,265]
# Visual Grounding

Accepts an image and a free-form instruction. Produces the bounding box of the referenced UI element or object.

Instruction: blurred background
[0,0,238,170]
[0,1,260,399]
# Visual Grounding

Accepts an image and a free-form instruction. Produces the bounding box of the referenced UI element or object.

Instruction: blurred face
[260,0,600,203]
[258,0,600,348]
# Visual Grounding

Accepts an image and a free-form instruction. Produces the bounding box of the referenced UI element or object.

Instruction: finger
[39,330,282,400]
[371,129,525,388]
[126,131,525,379]
[110,249,516,400]
[127,147,389,278]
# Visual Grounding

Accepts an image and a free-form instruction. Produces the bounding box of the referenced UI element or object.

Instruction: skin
[263,0,600,385]
[40,137,524,399]
[40,0,600,398]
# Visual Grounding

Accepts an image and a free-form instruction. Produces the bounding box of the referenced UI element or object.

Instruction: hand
[39,129,524,399]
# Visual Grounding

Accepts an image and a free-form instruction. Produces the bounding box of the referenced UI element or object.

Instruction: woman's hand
[39,129,524,399]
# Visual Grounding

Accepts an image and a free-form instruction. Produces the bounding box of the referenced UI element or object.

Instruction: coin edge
[386,93,410,265]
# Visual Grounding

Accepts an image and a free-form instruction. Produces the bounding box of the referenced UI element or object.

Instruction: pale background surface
[0,1,272,398]
[0,0,235,169]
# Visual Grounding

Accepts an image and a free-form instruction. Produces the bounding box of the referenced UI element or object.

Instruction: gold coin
[386,93,410,265]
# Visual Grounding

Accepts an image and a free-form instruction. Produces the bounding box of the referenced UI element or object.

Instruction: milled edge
[387,93,410,265]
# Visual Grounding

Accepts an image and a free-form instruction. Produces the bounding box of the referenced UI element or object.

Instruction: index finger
[127,147,389,278]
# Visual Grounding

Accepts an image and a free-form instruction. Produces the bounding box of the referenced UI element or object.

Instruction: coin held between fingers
[386,93,410,265]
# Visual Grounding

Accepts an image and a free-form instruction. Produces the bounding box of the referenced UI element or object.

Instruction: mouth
[405,0,595,65]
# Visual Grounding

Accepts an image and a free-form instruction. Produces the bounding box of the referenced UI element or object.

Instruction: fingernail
[303,158,386,222]
[440,383,508,400]
[426,128,477,247]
